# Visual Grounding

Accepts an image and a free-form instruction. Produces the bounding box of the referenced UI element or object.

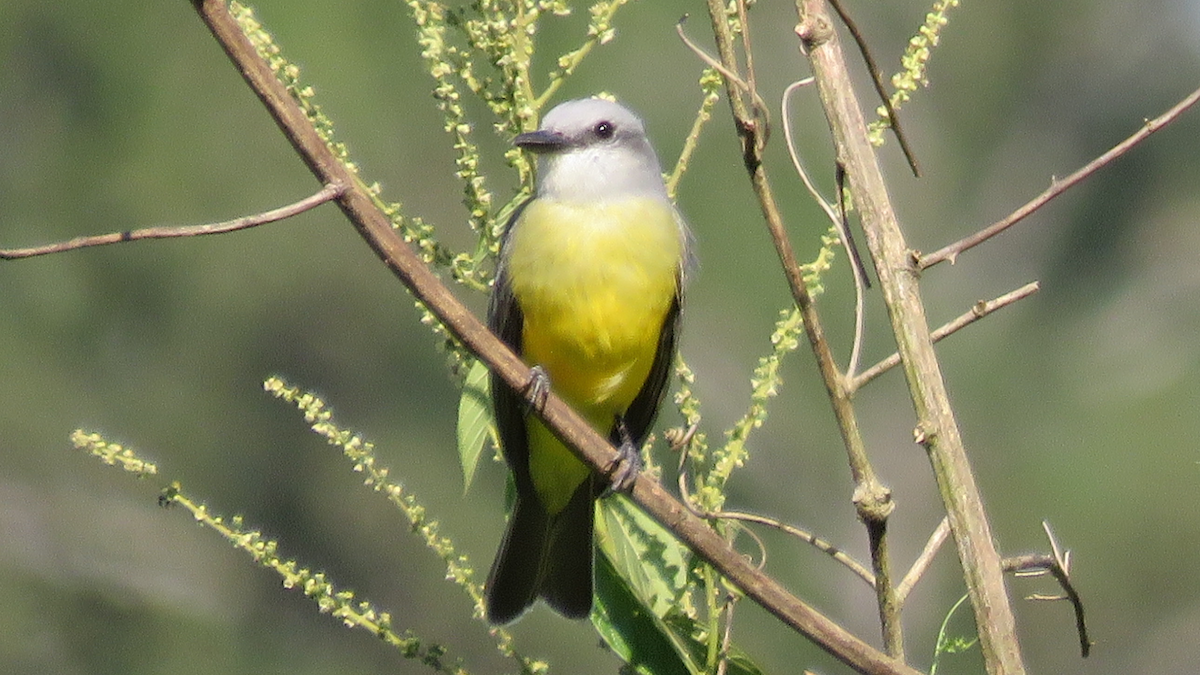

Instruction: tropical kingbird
[485,98,691,625]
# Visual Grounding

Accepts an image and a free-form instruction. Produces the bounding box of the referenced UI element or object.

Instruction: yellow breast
[507,197,683,421]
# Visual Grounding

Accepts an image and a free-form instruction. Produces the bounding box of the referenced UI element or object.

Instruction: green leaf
[456,358,493,493]
[593,548,694,675]
[599,496,691,616]
[594,497,766,675]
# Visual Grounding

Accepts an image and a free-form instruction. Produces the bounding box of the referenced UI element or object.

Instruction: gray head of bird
[515,98,668,203]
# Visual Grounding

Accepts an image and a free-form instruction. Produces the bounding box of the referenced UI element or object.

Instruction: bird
[485,98,691,625]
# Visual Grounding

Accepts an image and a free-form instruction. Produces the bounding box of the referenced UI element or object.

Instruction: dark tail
[485,479,595,625]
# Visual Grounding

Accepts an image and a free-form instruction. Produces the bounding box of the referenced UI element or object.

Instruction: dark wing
[485,198,548,624]
[488,199,535,494]
[617,284,682,447]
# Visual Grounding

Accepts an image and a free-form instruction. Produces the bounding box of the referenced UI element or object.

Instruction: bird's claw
[521,365,551,414]
[604,416,642,494]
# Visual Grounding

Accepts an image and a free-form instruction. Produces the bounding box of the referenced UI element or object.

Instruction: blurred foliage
[3,1,1200,674]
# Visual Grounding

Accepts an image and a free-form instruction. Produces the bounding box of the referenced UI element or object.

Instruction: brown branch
[0,184,344,260]
[851,281,1040,392]
[189,2,918,674]
[1002,522,1090,658]
[675,17,771,138]
[797,1,1027,672]
[920,85,1200,269]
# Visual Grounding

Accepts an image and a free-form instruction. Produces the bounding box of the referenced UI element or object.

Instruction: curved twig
[782,80,869,377]
[0,184,344,260]
[677,460,877,587]
[1002,522,1091,658]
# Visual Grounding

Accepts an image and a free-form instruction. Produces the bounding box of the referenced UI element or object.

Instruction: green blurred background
[3,1,1199,673]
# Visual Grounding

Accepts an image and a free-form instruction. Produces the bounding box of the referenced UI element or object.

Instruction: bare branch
[1000,521,1089,658]
[675,16,771,140]
[921,85,1200,269]
[1003,555,1090,658]
[852,281,1040,392]
[0,184,344,260]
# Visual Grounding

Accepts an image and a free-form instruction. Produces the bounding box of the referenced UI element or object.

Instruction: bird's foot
[521,365,551,414]
[605,416,642,494]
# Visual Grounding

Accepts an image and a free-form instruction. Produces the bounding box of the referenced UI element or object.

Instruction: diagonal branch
[189,1,917,674]
[895,517,951,605]
[0,184,344,260]
[851,281,1040,392]
[920,85,1200,269]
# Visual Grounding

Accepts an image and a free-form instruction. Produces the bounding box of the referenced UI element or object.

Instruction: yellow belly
[507,197,683,513]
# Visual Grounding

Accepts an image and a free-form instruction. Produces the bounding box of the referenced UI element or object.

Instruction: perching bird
[485,98,691,625]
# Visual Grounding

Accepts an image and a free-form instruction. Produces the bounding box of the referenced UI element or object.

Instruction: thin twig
[782,79,839,224]
[824,0,920,177]
[896,517,951,604]
[836,164,871,378]
[680,472,878,587]
[781,80,869,378]
[851,281,1040,392]
[1002,522,1090,658]
[676,16,771,145]
[921,85,1200,269]
[0,184,345,260]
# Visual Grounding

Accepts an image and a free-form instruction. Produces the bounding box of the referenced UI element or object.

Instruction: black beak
[514,129,567,152]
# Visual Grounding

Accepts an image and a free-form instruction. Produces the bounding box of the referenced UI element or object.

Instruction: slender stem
[0,184,343,260]
[680,465,877,587]
[797,1,1026,672]
[896,517,951,604]
[851,282,1040,392]
[190,2,918,673]
[782,79,869,378]
[825,0,920,177]
[920,85,1200,269]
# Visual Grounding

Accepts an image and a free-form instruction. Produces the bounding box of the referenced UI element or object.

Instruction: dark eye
[593,121,615,139]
